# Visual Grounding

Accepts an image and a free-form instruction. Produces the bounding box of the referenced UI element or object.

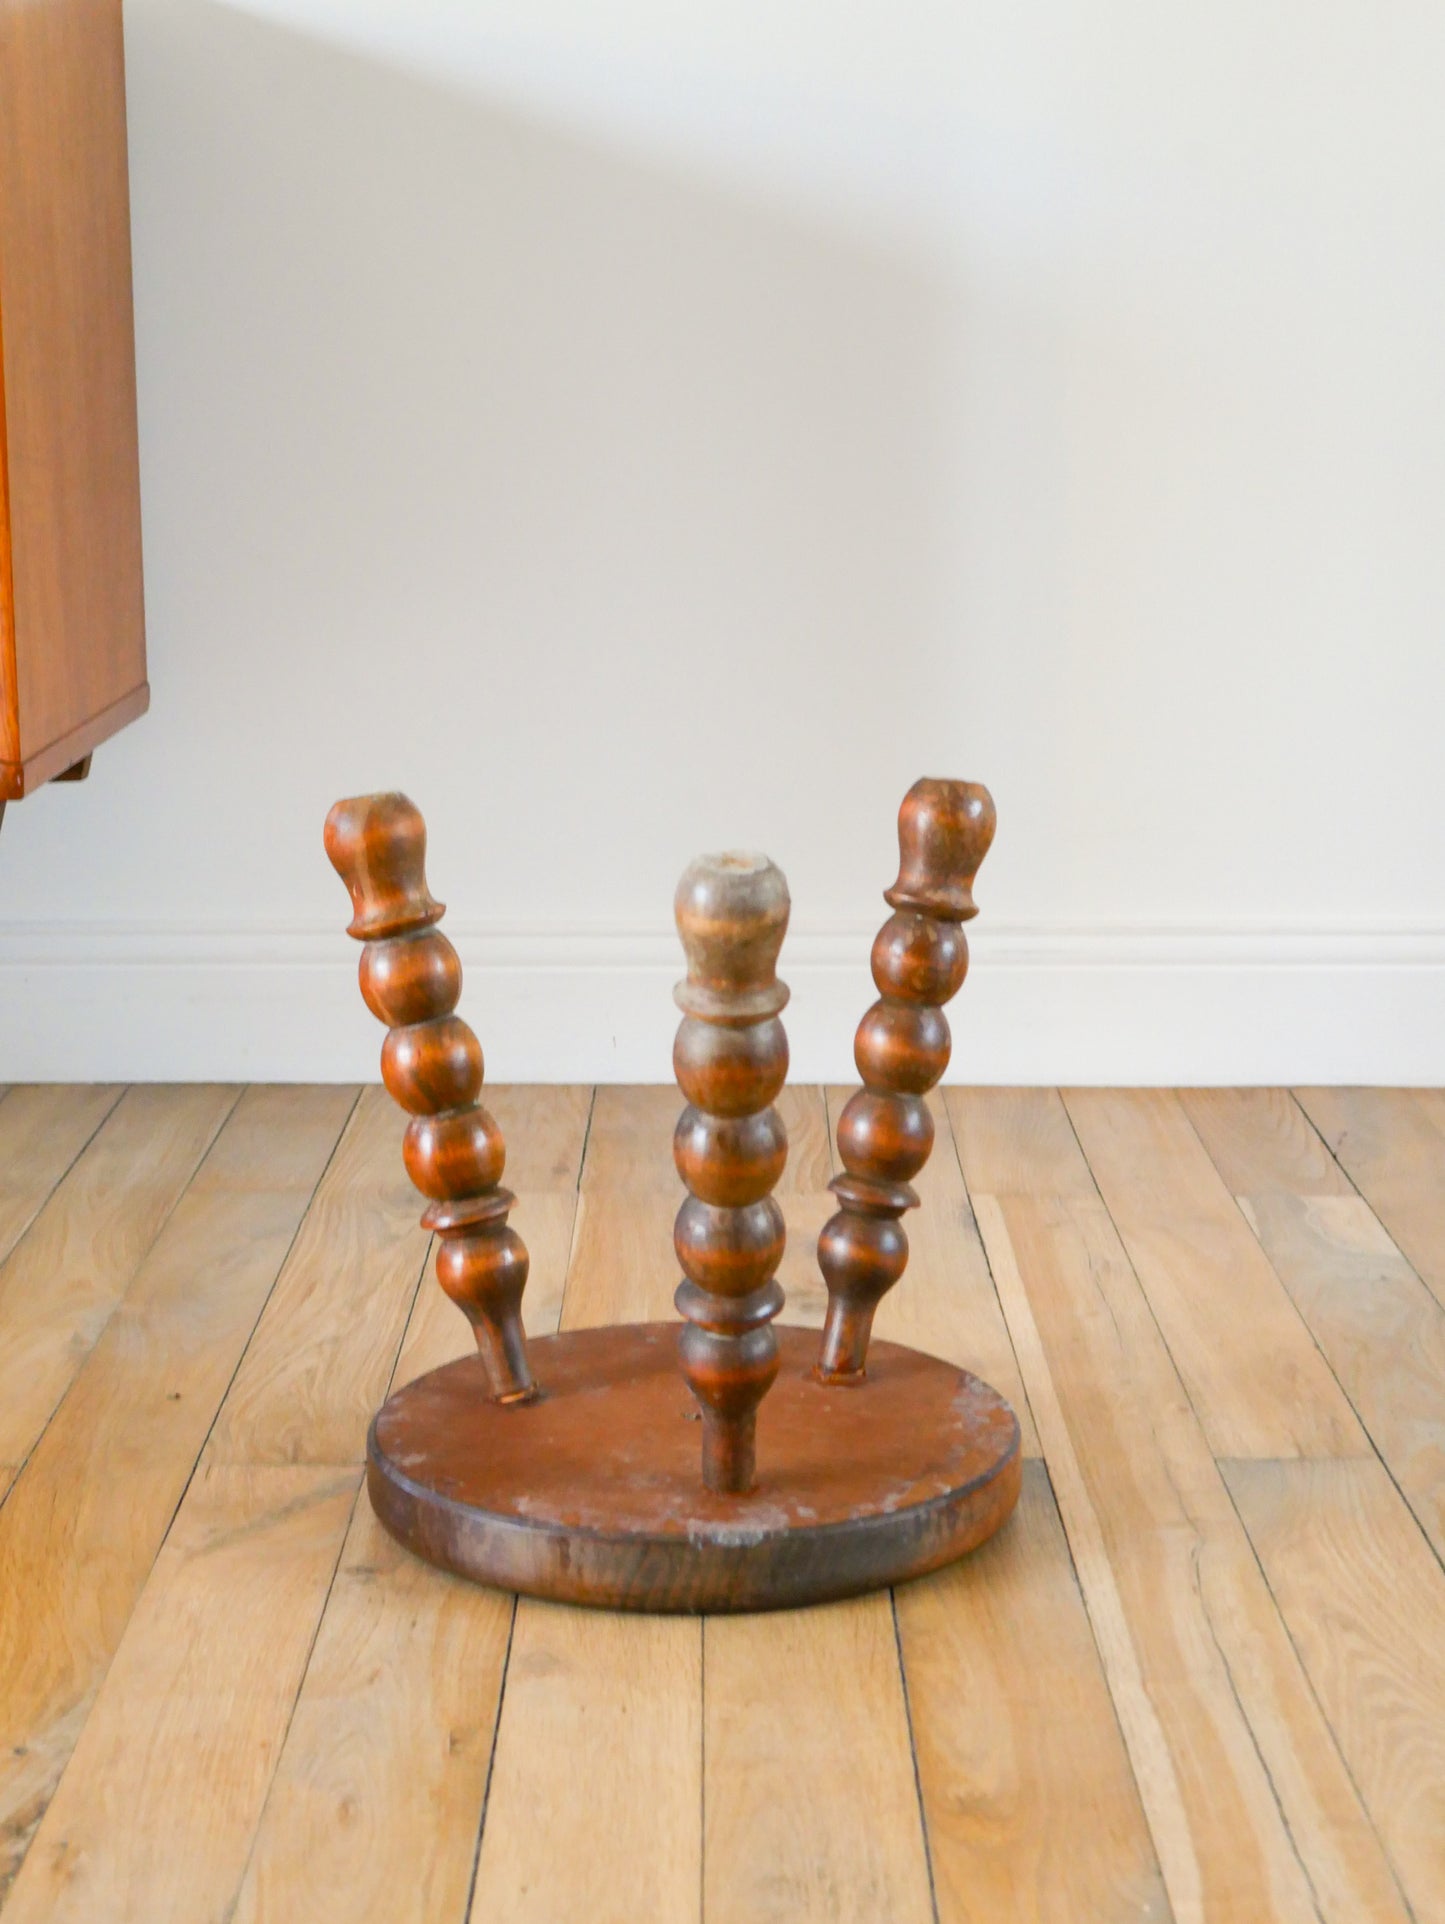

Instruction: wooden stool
[324,780,1020,1612]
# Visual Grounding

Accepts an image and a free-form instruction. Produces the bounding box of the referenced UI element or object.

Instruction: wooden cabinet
[0,0,147,808]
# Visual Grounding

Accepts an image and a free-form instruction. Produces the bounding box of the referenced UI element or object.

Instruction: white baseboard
[0,920,1441,1084]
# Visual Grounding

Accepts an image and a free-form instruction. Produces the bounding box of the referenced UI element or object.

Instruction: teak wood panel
[2,1082,1444,1924]
[0,0,148,796]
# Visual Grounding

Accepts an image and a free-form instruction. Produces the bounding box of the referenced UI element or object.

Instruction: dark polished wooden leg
[672,852,791,1494]
[816,779,996,1383]
[324,792,535,1402]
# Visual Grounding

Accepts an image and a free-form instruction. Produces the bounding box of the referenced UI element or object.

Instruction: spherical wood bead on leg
[817,779,996,1384]
[324,792,536,1403]
[672,854,791,1495]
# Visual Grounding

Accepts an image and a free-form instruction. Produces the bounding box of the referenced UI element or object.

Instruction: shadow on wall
[119,0,972,928]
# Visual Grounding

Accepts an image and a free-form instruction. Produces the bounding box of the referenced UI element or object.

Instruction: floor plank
[577,1083,679,1194]
[477,1604,702,1924]
[1183,1086,1445,1563]
[945,1086,1098,1198]
[0,1085,123,1270]
[775,1084,836,1194]
[229,1495,510,1924]
[470,1105,702,1922]
[898,1461,1170,1924]
[485,1084,594,1191]
[1178,1088,1352,1198]
[1236,1192,1445,1566]
[897,1093,1037,1450]
[0,1464,360,1924]
[975,1182,1412,1924]
[1224,1457,1445,1922]
[704,1597,935,1924]
[1415,1086,1445,1144]
[205,1086,430,1466]
[557,1185,680,1332]
[229,1092,591,1924]
[0,1086,356,1898]
[0,1084,239,1469]
[1296,1088,1445,1310]
[1062,1087,1366,1459]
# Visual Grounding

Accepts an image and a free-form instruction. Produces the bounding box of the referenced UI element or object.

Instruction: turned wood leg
[672,852,791,1495]
[816,778,995,1383]
[324,792,535,1402]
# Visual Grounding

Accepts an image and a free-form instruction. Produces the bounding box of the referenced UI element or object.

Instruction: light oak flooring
[1,1083,1443,1923]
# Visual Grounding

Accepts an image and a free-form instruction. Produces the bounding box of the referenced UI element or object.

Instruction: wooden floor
[1,1085,1443,1923]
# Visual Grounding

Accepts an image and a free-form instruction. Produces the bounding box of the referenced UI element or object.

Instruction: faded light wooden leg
[671,852,791,1495]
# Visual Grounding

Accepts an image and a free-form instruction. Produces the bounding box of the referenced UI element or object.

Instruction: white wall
[1,0,1442,1082]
